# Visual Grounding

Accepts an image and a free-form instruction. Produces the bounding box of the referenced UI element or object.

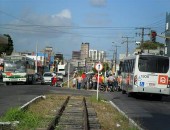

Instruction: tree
[0,34,14,56]
[137,40,164,50]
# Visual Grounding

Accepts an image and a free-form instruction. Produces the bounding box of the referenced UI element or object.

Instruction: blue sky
[0,0,170,59]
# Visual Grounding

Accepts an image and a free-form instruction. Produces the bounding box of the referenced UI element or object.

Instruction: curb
[0,95,46,129]
[20,95,46,110]
[110,101,144,130]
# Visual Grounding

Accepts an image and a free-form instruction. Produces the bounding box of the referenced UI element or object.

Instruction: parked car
[55,72,63,82]
[34,73,42,82]
[41,72,56,85]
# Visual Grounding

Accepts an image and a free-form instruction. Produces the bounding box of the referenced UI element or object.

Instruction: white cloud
[90,0,107,7]
[7,9,73,37]
[52,9,72,19]
[0,9,78,56]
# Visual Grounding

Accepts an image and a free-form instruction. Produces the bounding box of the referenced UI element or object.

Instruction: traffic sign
[95,63,103,71]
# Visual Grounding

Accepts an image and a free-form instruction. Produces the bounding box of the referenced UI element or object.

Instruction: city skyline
[1,0,170,59]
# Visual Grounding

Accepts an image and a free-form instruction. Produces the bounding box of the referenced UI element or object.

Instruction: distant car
[41,72,56,85]
[55,72,63,82]
[34,73,42,82]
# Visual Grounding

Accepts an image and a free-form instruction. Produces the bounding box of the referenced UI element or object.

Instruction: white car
[41,72,56,84]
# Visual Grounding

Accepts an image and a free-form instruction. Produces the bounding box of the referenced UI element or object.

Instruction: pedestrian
[107,73,115,91]
[72,76,77,88]
[77,74,82,89]
[92,74,97,90]
[51,75,57,86]
[104,75,109,92]
[81,72,86,89]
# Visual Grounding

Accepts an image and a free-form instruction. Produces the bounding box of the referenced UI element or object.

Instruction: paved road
[0,84,98,116]
[1,84,170,130]
[110,92,170,130]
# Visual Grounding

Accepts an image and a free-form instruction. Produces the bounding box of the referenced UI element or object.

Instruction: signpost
[95,62,103,101]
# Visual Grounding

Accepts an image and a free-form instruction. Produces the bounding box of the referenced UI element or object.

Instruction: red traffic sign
[95,63,103,71]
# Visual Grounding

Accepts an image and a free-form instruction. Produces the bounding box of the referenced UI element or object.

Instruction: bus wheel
[127,92,132,97]
[5,82,9,85]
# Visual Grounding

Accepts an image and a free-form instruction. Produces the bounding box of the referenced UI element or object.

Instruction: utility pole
[136,27,151,46]
[35,43,38,73]
[114,45,120,73]
[112,42,120,73]
[122,37,133,57]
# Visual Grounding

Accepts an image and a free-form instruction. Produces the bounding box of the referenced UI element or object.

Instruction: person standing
[77,74,82,89]
[92,74,97,90]
[51,75,57,86]
[81,72,86,89]
[72,76,77,88]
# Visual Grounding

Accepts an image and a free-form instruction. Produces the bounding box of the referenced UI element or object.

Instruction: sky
[0,0,170,59]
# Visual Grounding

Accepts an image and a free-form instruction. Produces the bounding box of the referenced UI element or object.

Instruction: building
[80,42,89,60]
[72,51,81,60]
[54,53,63,65]
[44,46,53,64]
[89,49,98,61]
[165,12,170,56]
[89,49,106,62]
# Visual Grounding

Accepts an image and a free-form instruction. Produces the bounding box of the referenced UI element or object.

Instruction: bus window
[138,55,169,73]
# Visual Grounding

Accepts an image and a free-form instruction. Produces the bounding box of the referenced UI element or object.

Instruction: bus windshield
[4,60,26,73]
[138,55,169,73]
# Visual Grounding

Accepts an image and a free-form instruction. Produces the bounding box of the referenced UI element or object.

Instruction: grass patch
[88,96,139,130]
[0,107,40,130]
[0,94,68,130]
[0,94,140,130]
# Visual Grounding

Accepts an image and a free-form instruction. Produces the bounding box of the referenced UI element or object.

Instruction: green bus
[2,55,35,85]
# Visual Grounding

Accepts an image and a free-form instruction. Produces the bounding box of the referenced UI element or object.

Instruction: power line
[122,36,134,57]
[136,27,151,44]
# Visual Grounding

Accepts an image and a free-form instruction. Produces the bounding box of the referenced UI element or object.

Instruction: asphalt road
[1,84,170,130]
[110,92,170,130]
[0,84,98,116]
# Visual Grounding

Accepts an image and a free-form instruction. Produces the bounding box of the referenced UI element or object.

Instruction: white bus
[2,55,35,85]
[119,54,170,100]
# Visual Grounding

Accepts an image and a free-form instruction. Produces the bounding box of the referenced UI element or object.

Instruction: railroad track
[47,96,101,130]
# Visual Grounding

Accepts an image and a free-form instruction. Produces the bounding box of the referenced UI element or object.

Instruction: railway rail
[46,96,101,130]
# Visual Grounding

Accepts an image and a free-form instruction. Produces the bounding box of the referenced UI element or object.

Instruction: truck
[57,64,66,76]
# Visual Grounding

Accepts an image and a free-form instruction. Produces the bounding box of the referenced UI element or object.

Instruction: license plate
[10,78,17,81]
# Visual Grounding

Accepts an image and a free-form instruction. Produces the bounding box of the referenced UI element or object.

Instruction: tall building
[45,46,53,64]
[80,42,89,59]
[89,49,98,61]
[89,49,106,62]
[72,51,81,60]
